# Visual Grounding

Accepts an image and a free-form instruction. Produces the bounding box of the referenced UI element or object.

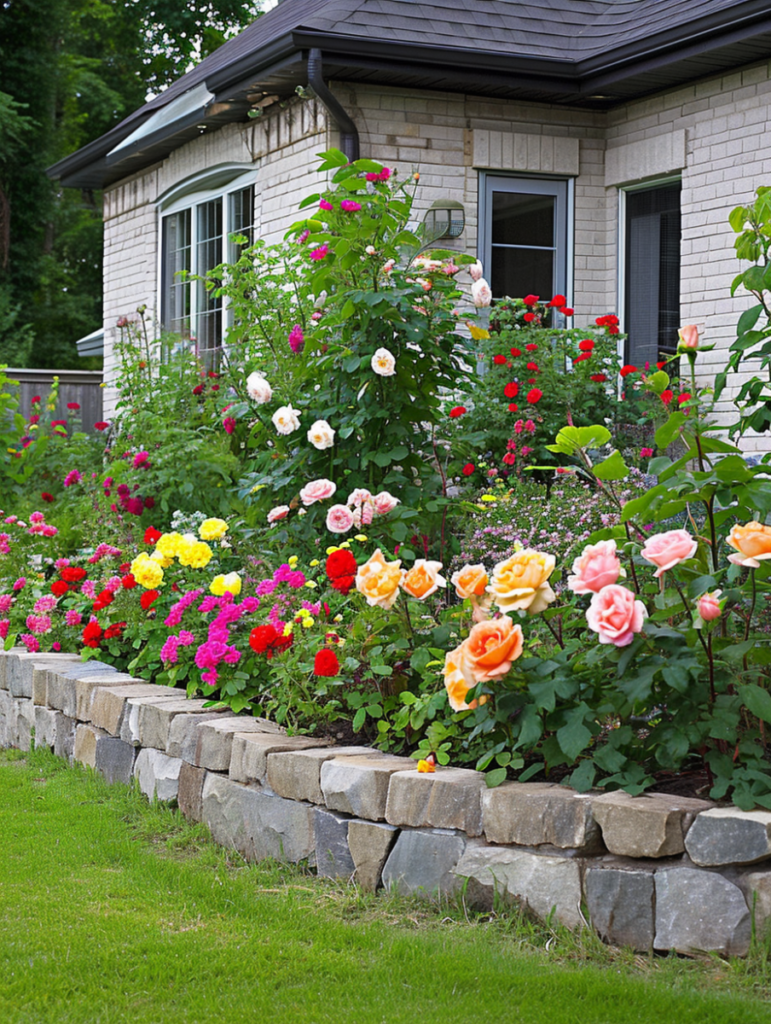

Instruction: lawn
[1,749,771,1024]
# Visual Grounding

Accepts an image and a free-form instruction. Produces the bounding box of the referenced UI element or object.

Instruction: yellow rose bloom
[156,531,184,559]
[179,541,213,569]
[199,518,228,541]
[150,550,174,569]
[130,552,164,589]
[355,549,402,610]
[488,550,556,615]
[209,572,241,597]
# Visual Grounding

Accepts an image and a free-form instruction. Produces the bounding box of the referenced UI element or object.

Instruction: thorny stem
[431,425,449,566]
[544,615,565,650]
[624,522,641,595]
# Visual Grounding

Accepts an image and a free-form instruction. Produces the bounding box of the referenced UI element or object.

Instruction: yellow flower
[326,546,341,555]
[488,550,556,615]
[210,572,242,597]
[340,541,351,549]
[288,555,299,566]
[354,534,368,542]
[480,495,497,503]
[130,552,164,589]
[156,532,184,559]
[199,518,228,541]
[333,614,343,623]
[310,559,320,567]
[304,580,318,589]
[283,622,293,636]
[416,759,436,773]
[179,541,213,569]
[301,617,314,629]
[150,550,174,568]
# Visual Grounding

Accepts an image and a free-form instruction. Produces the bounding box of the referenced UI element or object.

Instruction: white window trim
[156,167,257,348]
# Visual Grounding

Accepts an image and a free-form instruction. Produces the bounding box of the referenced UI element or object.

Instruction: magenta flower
[640,447,654,458]
[19,633,40,653]
[223,417,236,435]
[133,451,149,469]
[297,229,310,244]
[288,324,304,354]
[365,168,391,182]
[310,243,329,261]
[319,199,333,211]
[340,200,361,212]
[0,595,12,613]
[13,577,26,591]
[63,470,83,487]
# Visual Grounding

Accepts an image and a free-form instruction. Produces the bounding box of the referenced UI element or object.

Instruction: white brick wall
[101,66,771,452]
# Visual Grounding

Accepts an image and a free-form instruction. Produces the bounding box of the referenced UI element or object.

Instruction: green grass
[2,748,771,1024]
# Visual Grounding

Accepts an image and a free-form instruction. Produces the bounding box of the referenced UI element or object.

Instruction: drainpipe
[307,48,360,162]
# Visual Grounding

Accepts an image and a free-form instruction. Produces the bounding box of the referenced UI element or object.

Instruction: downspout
[307,48,360,162]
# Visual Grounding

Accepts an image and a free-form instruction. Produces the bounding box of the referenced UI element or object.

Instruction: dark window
[481,176,568,301]
[624,183,681,368]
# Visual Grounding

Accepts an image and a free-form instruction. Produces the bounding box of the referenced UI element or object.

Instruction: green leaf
[655,412,686,450]
[370,664,393,676]
[485,767,508,788]
[568,760,596,792]
[740,683,771,724]
[556,705,593,761]
[593,450,629,482]
[352,707,367,731]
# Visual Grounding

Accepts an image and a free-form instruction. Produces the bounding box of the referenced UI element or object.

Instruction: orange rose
[727,521,771,569]
[355,549,402,609]
[444,645,478,711]
[458,615,524,685]
[450,563,488,599]
[401,559,446,600]
[488,549,556,614]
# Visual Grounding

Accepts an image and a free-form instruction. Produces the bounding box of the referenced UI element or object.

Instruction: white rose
[471,278,492,307]
[246,372,272,404]
[272,405,301,435]
[313,290,328,309]
[469,260,484,281]
[371,347,396,376]
[307,419,335,450]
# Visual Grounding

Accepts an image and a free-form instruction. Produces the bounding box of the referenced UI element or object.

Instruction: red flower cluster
[61,566,86,584]
[504,382,519,399]
[314,649,340,677]
[144,526,162,545]
[578,339,594,352]
[526,388,542,405]
[462,463,475,476]
[248,624,294,658]
[326,549,358,596]
[620,365,637,378]
[140,590,160,610]
[449,406,466,418]
[93,589,114,613]
[41,492,54,503]
[104,622,126,641]
[595,313,620,335]
[82,622,102,648]
[493,354,507,365]
[590,373,608,383]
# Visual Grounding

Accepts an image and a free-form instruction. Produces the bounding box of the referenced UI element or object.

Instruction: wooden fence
[4,368,104,433]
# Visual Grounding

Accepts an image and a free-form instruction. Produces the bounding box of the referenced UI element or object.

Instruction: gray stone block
[54,715,77,761]
[133,747,183,802]
[46,664,118,718]
[321,754,415,820]
[94,736,137,785]
[135,698,214,750]
[685,808,771,867]
[0,649,12,689]
[241,787,315,865]
[201,773,250,854]
[348,820,398,891]
[192,716,286,772]
[120,695,187,746]
[167,710,233,761]
[229,732,327,785]
[452,844,584,929]
[0,689,13,746]
[33,706,65,750]
[8,652,80,698]
[315,809,355,879]
[744,869,771,940]
[385,767,486,836]
[266,746,377,804]
[75,672,139,721]
[585,865,655,950]
[90,683,174,735]
[382,828,467,898]
[654,867,751,956]
[74,723,109,768]
[483,782,601,851]
[14,697,35,751]
[178,762,209,821]
[593,792,711,858]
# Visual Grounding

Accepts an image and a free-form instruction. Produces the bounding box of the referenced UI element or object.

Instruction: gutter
[306,48,359,162]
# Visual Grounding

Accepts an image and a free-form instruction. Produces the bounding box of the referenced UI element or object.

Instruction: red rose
[462,463,475,476]
[82,622,102,648]
[67,402,80,411]
[314,649,340,677]
[144,526,162,545]
[192,385,204,395]
[331,575,356,595]
[526,388,543,404]
[104,622,126,640]
[522,294,539,306]
[326,549,358,580]
[502,452,517,466]
[31,395,41,403]
[249,624,279,654]
[523,312,536,323]
[526,362,539,372]
[510,347,521,357]
[61,566,86,584]
[508,403,518,411]
[41,492,54,503]
[122,574,137,589]
[51,580,68,597]
[656,361,667,370]
[660,390,674,405]
[620,365,637,378]
[548,294,567,308]
[140,589,160,610]
[525,344,538,352]
[449,406,466,418]
[677,392,692,405]
[578,339,594,352]
[573,354,591,363]
[493,354,507,365]
[590,373,608,383]
[504,382,519,399]
[94,421,109,431]
[561,308,574,316]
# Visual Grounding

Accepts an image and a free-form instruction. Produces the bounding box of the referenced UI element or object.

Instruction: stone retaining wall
[2,648,771,956]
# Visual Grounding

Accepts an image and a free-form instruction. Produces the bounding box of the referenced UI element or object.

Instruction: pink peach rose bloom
[640,529,697,578]
[326,504,354,534]
[372,491,400,515]
[568,540,622,594]
[677,324,699,350]
[267,505,290,523]
[697,590,722,623]
[586,584,647,647]
[299,478,337,506]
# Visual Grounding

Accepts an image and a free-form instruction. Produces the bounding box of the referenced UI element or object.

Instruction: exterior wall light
[423,199,465,241]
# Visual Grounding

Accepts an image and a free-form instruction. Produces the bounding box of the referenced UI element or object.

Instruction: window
[479,175,570,301]
[160,180,255,361]
[623,181,681,368]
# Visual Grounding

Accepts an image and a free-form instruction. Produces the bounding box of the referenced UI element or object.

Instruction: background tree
[0,0,261,369]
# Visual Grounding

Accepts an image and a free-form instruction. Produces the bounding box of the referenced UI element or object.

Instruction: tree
[0,0,261,369]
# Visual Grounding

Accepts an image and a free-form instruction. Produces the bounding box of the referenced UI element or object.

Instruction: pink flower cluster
[63,470,83,487]
[88,543,122,564]
[165,588,205,628]
[365,167,391,182]
[288,324,305,354]
[27,511,57,537]
[160,631,196,665]
[25,614,52,635]
[0,595,13,613]
[0,534,9,555]
[325,487,400,535]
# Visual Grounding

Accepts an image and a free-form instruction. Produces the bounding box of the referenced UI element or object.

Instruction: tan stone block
[348,820,399,891]
[74,723,109,768]
[90,683,175,735]
[482,782,601,850]
[192,716,285,772]
[593,792,712,858]
[385,767,486,836]
[321,754,415,820]
[229,732,328,785]
[266,746,378,804]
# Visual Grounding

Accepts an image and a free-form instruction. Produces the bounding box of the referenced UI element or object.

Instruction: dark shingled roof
[49,0,771,188]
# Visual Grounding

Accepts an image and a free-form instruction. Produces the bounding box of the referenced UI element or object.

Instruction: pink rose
[641,529,697,578]
[697,590,722,623]
[299,478,337,506]
[677,324,700,350]
[326,504,354,534]
[347,488,372,506]
[372,491,400,515]
[568,540,622,595]
[267,505,290,523]
[586,585,647,647]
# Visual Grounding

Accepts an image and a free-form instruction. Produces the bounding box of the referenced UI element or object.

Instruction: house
[49,0,771,445]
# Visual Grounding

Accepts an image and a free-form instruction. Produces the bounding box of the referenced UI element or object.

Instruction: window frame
[157,168,257,356]
[478,173,573,303]
[617,175,682,368]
